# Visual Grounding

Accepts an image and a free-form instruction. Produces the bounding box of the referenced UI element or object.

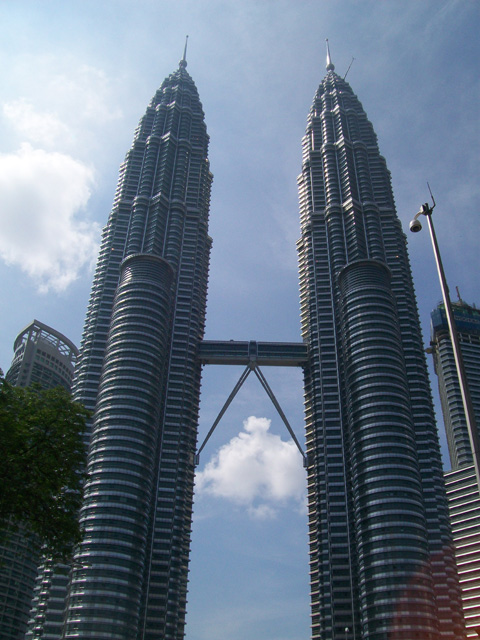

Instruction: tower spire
[326,38,335,71]
[180,35,188,68]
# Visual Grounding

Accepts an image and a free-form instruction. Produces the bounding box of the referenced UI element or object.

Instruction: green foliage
[0,375,88,560]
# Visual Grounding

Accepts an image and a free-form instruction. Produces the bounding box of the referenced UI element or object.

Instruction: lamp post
[410,201,480,490]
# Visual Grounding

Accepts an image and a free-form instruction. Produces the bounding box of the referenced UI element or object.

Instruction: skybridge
[196,340,309,466]
[197,339,308,367]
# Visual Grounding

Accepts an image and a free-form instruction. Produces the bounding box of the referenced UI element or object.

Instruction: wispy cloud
[195,416,306,518]
[0,143,99,292]
[5,59,123,134]
[47,63,123,124]
[3,99,71,147]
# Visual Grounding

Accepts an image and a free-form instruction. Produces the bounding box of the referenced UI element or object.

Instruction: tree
[0,374,88,560]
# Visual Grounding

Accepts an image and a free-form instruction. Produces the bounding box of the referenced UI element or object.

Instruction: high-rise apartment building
[296,52,464,639]
[431,300,480,637]
[61,53,212,640]
[0,320,77,640]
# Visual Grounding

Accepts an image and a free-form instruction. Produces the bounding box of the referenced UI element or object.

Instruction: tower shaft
[297,65,464,639]
[64,60,212,640]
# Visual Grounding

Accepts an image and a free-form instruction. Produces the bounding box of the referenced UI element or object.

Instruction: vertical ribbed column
[64,254,174,640]
[338,260,437,640]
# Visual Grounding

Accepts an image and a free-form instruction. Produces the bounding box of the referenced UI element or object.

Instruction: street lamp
[409,198,480,490]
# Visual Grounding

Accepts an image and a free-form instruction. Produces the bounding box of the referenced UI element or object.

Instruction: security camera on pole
[409,191,480,491]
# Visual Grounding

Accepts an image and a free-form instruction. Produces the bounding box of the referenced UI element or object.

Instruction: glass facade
[297,60,464,639]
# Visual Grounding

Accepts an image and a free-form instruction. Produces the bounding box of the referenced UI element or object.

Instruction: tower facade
[297,55,464,639]
[58,56,212,639]
[0,321,77,640]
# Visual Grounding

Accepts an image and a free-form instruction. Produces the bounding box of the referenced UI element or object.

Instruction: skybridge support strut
[195,361,306,467]
[195,364,252,464]
[252,364,306,467]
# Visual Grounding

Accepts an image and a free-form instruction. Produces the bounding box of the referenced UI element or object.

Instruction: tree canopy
[0,375,88,560]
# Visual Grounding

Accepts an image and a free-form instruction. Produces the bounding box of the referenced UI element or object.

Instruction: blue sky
[0,1,479,638]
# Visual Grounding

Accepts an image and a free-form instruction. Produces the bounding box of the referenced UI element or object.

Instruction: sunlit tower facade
[297,52,464,639]
[63,52,212,640]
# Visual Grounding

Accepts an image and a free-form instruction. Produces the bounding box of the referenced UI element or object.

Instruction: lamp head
[409,218,423,233]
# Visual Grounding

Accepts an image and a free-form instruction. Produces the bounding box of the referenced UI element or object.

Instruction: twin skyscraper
[32,51,464,639]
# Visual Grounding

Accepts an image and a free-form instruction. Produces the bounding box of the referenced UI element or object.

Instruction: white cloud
[195,416,306,518]
[0,60,120,294]
[0,143,99,292]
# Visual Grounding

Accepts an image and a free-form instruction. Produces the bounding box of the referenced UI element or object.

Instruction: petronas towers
[28,50,464,639]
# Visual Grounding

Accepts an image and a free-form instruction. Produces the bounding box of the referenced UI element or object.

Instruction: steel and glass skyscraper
[431,301,480,470]
[62,52,212,639]
[297,51,464,639]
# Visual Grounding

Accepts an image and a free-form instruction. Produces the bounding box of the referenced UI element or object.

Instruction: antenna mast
[325,39,335,71]
[427,181,436,208]
[344,57,355,80]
